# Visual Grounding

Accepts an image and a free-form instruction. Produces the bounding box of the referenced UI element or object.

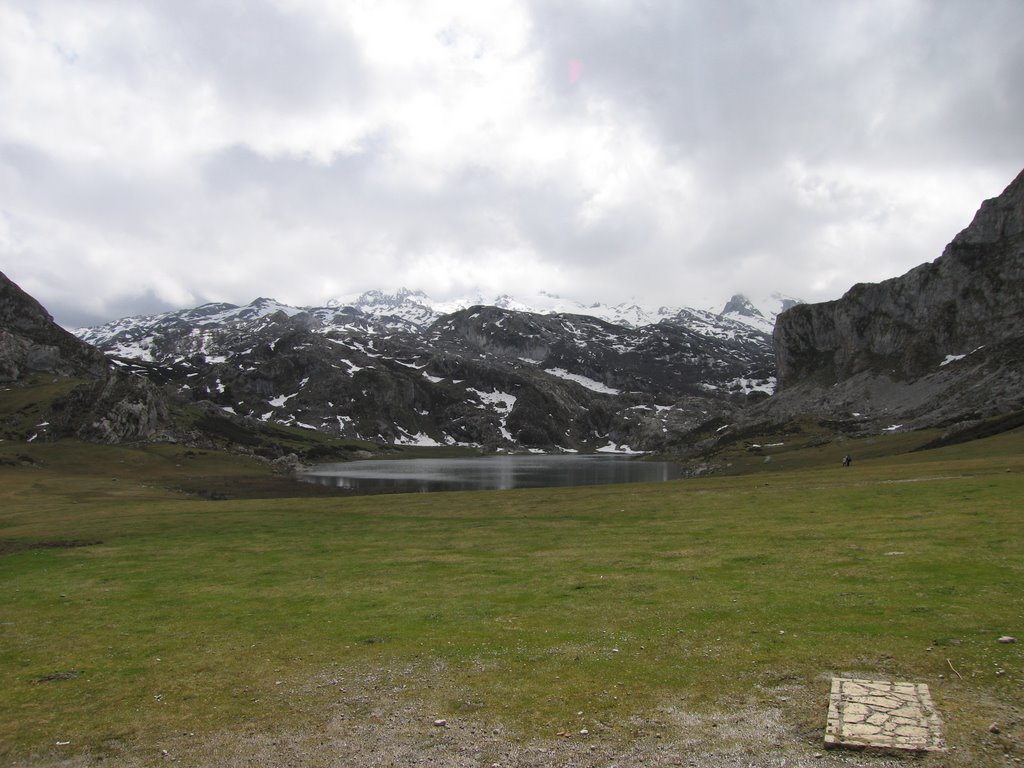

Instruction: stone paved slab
[825,677,946,752]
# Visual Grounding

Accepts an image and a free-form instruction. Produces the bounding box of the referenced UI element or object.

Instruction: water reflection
[299,454,681,494]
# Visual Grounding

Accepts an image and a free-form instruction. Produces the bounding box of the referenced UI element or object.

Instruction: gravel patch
[25,662,921,768]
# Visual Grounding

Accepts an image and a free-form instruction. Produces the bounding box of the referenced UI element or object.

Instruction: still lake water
[300,454,682,494]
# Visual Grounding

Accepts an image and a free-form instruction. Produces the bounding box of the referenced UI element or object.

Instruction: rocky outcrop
[769,167,1024,429]
[0,270,109,381]
[46,373,174,443]
[0,270,179,443]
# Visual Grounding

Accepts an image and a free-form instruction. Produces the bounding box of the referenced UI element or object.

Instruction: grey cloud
[530,0,1024,170]
[197,140,611,273]
[521,0,1024,298]
[54,291,183,330]
[3,1,1023,324]
[130,0,366,111]
[0,142,171,240]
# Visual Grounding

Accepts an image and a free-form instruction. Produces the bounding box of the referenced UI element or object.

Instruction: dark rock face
[0,271,174,443]
[47,374,172,444]
[721,294,761,320]
[0,271,109,381]
[771,167,1024,429]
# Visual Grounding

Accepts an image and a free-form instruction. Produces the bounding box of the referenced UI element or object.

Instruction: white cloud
[0,0,1022,326]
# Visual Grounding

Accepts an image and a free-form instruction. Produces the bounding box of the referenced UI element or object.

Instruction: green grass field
[1,429,1022,766]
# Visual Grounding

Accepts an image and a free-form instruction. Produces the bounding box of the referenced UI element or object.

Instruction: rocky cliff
[769,167,1024,430]
[0,270,109,381]
[0,270,173,443]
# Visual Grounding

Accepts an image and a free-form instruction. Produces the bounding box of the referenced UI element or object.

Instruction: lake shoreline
[299,453,682,494]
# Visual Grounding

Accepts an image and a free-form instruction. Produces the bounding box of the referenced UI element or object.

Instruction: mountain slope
[1,270,110,381]
[768,166,1024,431]
[0,270,173,443]
[73,292,780,452]
[0,273,386,463]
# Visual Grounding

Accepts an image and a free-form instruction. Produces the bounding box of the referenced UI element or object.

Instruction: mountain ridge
[70,289,783,452]
[11,166,1023,459]
[74,289,799,355]
[761,166,1024,434]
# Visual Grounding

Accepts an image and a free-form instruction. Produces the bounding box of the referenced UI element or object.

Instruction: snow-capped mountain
[72,289,789,452]
[75,288,796,362]
[43,168,1024,454]
[719,293,803,335]
[321,288,796,333]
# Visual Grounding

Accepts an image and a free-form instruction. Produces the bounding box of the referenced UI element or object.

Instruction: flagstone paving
[825,677,946,752]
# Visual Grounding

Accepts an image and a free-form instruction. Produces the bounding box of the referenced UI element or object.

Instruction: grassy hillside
[1,429,1021,766]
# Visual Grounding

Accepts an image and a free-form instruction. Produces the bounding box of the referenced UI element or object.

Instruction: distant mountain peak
[717,293,803,334]
[326,287,427,308]
[316,288,804,333]
[366,287,427,300]
[721,294,763,319]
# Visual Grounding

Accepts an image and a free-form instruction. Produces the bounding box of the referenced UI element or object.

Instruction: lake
[299,454,682,494]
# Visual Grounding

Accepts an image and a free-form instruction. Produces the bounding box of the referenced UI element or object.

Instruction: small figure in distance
[842,454,852,467]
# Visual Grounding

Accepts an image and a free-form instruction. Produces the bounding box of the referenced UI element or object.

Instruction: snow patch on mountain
[394,430,445,447]
[269,392,297,407]
[596,441,643,454]
[470,388,518,440]
[470,388,517,412]
[544,368,621,394]
[725,375,778,395]
[940,345,984,367]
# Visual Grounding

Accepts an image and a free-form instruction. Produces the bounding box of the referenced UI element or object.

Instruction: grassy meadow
[1,428,1022,765]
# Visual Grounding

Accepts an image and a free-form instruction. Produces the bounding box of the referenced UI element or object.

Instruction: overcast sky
[1,0,1022,327]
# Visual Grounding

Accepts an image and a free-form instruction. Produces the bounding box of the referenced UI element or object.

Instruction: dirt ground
[22,664,945,768]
